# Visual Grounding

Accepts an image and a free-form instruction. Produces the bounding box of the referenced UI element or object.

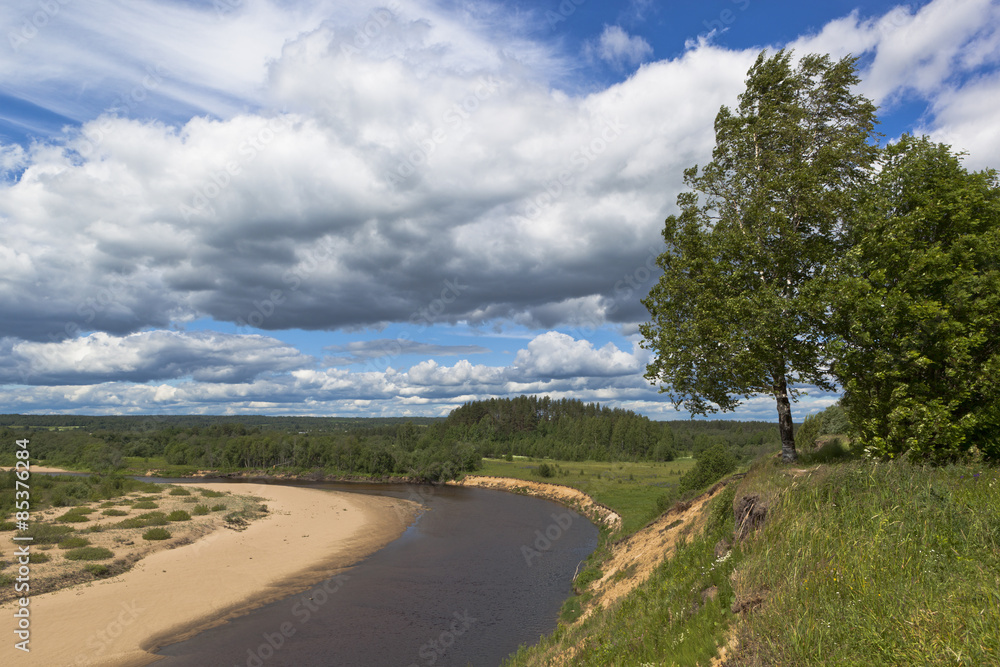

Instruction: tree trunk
[773,371,797,463]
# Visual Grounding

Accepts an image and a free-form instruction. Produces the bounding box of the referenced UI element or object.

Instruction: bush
[58,537,91,549]
[0,521,16,531]
[84,563,110,576]
[64,547,114,561]
[168,488,191,496]
[679,445,738,493]
[132,500,158,509]
[56,511,90,523]
[16,524,73,544]
[117,512,168,529]
[167,510,191,522]
[536,462,555,478]
[102,508,128,517]
[200,489,225,498]
[192,504,210,516]
[142,528,171,540]
[210,504,227,512]
[28,552,51,564]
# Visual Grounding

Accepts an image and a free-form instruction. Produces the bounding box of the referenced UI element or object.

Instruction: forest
[0,396,793,481]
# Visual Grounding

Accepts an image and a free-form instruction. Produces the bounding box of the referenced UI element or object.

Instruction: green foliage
[63,546,114,561]
[200,489,225,498]
[535,462,555,478]
[827,135,1000,462]
[84,563,110,576]
[58,536,91,549]
[641,50,879,463]
[167,510,191,521]
[116,512,168,529]
[678,444,738,493]
[168,487,191,496]
[191,504,210,516]
[142,527,171,540]
[0,521,15,531]
[28,551,51,564]
[15,523,73,544]
[101,508,128,516]
[131,500,158,509]
[210,503,227,512]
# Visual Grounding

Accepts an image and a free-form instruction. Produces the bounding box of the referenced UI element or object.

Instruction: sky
[1,0,998,420]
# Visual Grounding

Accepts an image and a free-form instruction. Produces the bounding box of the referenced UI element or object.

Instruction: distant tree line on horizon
[0,396,789,480]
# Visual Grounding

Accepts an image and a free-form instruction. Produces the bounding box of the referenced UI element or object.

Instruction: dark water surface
[151,480,598,667]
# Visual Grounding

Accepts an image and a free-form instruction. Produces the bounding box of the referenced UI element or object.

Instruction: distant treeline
[0,397,787,480]
[0,414,440,432]
[443,396,779,462]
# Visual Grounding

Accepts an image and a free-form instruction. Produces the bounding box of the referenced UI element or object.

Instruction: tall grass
[733,459,1000,666]
[502,455,999,666]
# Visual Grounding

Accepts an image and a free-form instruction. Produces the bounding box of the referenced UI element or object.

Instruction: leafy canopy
[828,135,1000,462]
[641,49,878,460]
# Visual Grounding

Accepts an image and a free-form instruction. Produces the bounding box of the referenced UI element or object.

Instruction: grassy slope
[502,450,1000,666]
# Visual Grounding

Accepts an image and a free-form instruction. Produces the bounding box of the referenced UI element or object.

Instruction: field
[477,457,696,534]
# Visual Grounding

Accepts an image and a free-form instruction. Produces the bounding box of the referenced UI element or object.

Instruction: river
[149,479,599,667]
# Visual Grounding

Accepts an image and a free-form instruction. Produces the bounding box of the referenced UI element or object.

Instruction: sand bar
[1,481,418,666]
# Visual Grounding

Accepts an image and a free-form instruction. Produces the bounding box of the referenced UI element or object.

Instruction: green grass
[192,504,210,516]
[84,563,110,576]
[131,500,158,509]
[167,510,191,521]
[504,453,1000,667]
[210,503,227,512]
[731,458,1000,666]
[476,458,694,534]
[200,489,225,498]
[63,546,114,561]
[168,487,192,496]
[28,552,52,564]
[101,508,129,516]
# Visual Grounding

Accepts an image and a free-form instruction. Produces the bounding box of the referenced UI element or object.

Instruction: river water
[149,479,599,667]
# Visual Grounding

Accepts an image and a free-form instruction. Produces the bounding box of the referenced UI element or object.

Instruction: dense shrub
[167,510,191,522]
[142,528,171,540]
[58,537,91,549]
[679,444,738,493]
[168,488,191,496]
[64,547,114,561]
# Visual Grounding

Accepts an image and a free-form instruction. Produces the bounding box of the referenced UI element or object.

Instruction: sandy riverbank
[1,481,418,666]
[449,475,622,531]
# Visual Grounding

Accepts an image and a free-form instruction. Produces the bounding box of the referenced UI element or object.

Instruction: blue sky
[1,0,998,420]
